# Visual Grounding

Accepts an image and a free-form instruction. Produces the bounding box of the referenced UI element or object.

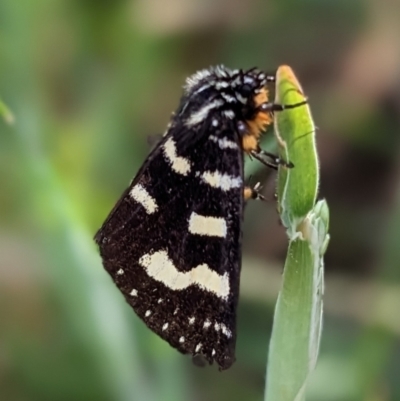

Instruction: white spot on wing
[221,93,236,103]
[189,317,195,325]
[201,171,242,191]
[214,322,220,332]
[162,323,169,331]
[244,76,255,85]
[212,349,216,356]
[130,289,138,297]
[163,137,191,175]
[236,92,247,104]
[209,135,238,150]
[221,323,232,338]
[188,212,227,238]
[186,99,224,127]
[157,298,163,304]
[215,81,229,89]
[233,76,242,86]
[195,343,202,353]
[145,310,152,317]
[192,84,211,95]
[116,269,124,275]
[179,336,185,343]
[139,250,230,299]
[203,319,211,329]
[130,184,158,214]
[223,110,235,119]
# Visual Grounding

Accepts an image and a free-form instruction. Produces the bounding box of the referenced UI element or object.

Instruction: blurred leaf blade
[12,108,157,401]
[0,97,15,124]
[265,66,329,401]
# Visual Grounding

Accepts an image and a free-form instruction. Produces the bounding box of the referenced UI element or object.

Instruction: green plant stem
[265,66,329,401]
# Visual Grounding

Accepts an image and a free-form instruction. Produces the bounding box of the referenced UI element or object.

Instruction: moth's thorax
[242,87,272,153]
[179,65,273,153]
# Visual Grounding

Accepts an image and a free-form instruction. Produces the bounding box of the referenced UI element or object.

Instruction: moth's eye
[241,84,253,97]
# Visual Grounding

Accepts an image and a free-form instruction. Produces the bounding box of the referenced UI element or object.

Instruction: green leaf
[274,66,319,235]
[265,66,330,401]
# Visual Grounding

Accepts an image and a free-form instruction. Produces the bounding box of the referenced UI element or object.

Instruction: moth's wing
[95,124,244,370]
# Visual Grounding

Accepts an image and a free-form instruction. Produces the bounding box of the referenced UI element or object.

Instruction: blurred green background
[1,0,400,400]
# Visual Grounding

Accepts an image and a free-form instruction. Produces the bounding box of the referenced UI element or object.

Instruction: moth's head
[183,66,273,136]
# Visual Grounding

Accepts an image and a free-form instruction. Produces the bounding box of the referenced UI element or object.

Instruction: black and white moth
[95,66,305,370]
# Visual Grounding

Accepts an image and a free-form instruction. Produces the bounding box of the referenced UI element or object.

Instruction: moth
[95,66,305,370]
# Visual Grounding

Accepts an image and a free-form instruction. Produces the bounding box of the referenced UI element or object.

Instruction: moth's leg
[249,148,293,169]
[258,98,308,113]
[241,96,306,167]
[250,98,307,166]
[244,182,265,201]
